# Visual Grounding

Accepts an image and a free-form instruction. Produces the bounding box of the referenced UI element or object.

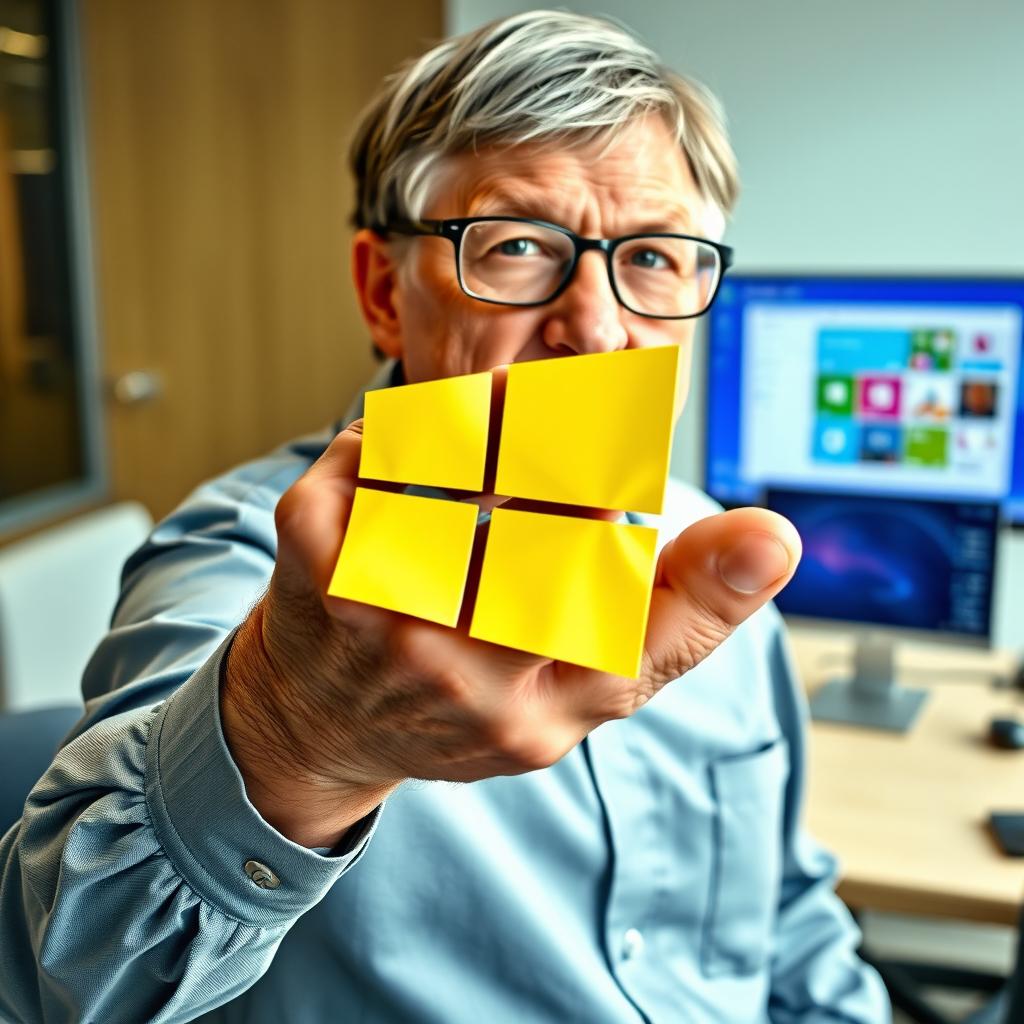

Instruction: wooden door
[81,0,442,519]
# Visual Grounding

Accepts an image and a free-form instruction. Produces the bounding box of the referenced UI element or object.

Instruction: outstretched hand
[221,418,801,847]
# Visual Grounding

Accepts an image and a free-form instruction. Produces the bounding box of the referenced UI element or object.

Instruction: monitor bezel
[781,613,993,652]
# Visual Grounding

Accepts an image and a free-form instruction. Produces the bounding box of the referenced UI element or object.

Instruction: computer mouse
[1013,662,1024,692]
[988,717,1024,750]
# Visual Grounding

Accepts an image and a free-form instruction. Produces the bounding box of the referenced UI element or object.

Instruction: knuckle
[646,618,726,683]
[388,626,474,709]
[391,621,444,674]
[274,480,312,538]
[594,688,635,722]
[595,678,662,722]
[429,668,474,709]
[484,719,557,773]
[609,688,649,721]
[387,617,419,658]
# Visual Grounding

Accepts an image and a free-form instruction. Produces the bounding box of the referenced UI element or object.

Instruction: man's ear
[352,228,403,360]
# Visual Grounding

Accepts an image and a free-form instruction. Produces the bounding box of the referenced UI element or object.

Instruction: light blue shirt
[0,361,889,1023]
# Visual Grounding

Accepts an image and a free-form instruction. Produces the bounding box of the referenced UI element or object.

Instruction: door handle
[108,369,163,406]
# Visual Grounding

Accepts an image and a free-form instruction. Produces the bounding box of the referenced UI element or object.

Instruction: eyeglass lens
[458,221,721,317]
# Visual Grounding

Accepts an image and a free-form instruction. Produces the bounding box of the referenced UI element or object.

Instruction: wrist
[221,606,399,848]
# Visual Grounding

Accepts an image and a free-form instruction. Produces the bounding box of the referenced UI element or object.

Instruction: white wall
[448,0,1024,649]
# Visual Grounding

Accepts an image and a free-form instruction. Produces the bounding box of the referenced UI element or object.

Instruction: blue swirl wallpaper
[765,490,998,638]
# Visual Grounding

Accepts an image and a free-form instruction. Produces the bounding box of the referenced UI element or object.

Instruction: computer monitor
[764,489,1000,731]
[703,273,1016,730]
[705,274,1024,524]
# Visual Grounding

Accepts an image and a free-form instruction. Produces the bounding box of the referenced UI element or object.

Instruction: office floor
[861,912,1017,1021]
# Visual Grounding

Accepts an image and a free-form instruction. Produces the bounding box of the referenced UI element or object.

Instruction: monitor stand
[809,633,928,733]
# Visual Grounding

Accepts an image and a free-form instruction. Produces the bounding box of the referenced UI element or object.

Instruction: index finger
[273,419,366,596]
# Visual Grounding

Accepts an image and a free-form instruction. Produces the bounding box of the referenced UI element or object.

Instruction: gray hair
[349,10,738,233]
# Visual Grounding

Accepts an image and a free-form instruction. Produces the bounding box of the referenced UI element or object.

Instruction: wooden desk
[792,628,1024,926]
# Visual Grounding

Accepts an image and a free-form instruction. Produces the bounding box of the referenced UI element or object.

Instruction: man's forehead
[428,123,711,233]
[469,181,700,230]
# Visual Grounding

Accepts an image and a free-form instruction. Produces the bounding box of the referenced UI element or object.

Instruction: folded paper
[360,372,492,491]
[327,487,478,627]
[328,347,679,676]
[469,507,659,677]
[494,345,678,514]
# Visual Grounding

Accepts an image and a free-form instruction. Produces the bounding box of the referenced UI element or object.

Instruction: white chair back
[0,502,152,711]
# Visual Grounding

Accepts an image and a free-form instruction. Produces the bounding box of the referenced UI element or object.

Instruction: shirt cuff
[144,629,382,928]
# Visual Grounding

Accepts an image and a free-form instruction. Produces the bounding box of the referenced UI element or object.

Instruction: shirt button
[622,928,645,961]
[244,859,280,890]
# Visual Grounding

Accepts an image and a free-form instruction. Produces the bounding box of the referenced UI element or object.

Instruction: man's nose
[541,250,629,355]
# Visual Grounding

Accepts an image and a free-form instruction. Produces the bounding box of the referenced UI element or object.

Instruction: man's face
[354,116,717,410]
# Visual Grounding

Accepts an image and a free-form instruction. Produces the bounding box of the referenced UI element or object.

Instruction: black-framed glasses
[376,216,734,320]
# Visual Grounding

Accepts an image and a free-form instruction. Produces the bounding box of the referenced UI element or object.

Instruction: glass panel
[0,0,88,512]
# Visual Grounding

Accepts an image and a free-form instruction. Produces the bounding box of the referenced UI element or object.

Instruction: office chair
[861,923,1024,1024]
[0,501,151,710]
[0,704,83,835]
[0,501,151,833]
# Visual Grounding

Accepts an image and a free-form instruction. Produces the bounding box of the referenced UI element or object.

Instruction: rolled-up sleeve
[0,437,379,1024]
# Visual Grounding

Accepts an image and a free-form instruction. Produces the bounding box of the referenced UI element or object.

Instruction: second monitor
[765,489,1000,731]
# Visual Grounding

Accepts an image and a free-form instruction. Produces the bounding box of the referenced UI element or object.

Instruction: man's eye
[495,238,542,257]
[629,248,670,269]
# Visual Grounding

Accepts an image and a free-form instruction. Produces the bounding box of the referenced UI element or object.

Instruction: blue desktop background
[705,276,1024,524]
[765,490,998,638]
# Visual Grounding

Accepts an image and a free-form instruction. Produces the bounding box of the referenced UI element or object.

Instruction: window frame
[0,0,107,539]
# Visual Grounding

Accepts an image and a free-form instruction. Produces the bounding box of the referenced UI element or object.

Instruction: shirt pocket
[701,738,789,978]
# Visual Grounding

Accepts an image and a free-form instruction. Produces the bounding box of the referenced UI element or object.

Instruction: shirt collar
[338,358,404,430]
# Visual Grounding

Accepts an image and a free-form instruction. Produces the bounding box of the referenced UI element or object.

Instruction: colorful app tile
[970,333,995,357]
[909,328,955,371]
[859,424,902,463]
[958,332,1007,372]
[816,374,854,416]
[857,375,902,418]
[812,418,860,464]
[952,424,999,465]
[904,426,949,467]
[903,373,954,421]
[818,328,909,374]
[959,379,999,419]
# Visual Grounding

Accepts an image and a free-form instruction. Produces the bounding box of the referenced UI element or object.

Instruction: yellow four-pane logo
[328,346,679,678]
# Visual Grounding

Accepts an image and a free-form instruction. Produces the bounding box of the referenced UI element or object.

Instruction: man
[0,11,889,1023]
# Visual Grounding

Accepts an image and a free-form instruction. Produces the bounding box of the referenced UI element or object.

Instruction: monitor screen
[765,490,999,641]
[705,275,1024,523]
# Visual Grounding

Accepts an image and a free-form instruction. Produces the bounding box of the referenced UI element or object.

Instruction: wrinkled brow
[466,186,698,236]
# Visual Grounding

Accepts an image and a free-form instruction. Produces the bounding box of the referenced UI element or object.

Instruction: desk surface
[792,628,1024,926]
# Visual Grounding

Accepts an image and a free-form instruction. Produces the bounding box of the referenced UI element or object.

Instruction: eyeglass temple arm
[372,219,446,238]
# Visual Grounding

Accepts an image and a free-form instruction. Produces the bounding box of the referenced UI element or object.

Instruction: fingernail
[717,533,792,594]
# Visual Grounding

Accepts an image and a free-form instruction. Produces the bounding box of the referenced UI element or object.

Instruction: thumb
[642,507,802,683]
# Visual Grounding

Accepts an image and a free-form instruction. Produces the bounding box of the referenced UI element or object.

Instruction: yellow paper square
[360,372,492,491]
[328,487,478,627]
[469,507,659,677]
[494,346,679,514]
